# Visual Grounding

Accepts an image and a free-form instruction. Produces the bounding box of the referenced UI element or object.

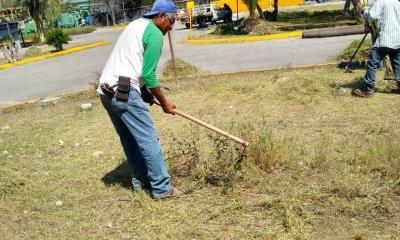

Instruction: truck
[178,3,231,29]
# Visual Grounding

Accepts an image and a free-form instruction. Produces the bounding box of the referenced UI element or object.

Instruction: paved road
[0,24,363,105]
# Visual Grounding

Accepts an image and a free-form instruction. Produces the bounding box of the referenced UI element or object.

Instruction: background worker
[353,0,400,97]
[98,0,182,199]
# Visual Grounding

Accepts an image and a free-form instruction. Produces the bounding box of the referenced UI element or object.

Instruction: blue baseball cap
[143,0,177,17]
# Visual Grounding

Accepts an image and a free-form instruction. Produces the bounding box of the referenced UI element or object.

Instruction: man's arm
[150,87,176,114]
[142,24,176,114]
[364,0,382,21]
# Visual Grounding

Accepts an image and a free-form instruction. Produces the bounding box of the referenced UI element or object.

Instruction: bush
[45,29,71,51]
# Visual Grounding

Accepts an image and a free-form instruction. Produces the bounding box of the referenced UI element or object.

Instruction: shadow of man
[101,160,132,189]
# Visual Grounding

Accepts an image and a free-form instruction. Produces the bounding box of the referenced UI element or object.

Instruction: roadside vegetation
[1,65,399,239]
[23,26,96,45]
[198,3,357,38]
[0,27,97,65]
[337,38,373,62]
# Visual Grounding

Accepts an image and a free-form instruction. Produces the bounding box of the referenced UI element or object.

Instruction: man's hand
[149,86,176,115]
[161,100,176,115]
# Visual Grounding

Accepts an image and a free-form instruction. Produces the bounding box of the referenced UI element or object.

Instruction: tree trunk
[271,0,278,22]
[28,0,45,43]
[105,0,116,26]
[256,4,264,20]
[351,0,364,24]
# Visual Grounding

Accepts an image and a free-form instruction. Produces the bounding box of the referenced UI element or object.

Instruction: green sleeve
[142,22,163,88]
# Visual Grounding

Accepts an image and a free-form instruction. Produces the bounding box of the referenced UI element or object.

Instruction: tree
[91,0,118,26]
[242,0,259,19]
[17,0,62,43]
[104,0,117,26]
[271,0,278,22]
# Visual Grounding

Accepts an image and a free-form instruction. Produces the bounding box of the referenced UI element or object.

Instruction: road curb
[0,40,110,70]
[0,62,339,111]
[186,31,303,44]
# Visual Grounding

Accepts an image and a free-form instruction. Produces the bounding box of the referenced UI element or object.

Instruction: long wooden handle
[167,31,177,83]
[154,102,249,147]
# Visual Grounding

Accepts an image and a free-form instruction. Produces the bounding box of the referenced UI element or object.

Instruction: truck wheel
[185,23,190,29]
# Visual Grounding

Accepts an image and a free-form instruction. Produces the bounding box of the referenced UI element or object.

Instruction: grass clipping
[161,58,200,78]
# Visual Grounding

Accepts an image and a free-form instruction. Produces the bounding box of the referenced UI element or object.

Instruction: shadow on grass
[337,76,365,90]
[337,61,367,71]
[101,160,132,189]
[336,75,397,94]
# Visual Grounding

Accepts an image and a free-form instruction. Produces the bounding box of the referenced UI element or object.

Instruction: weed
[166,136,200,178]
[249,128,283,172]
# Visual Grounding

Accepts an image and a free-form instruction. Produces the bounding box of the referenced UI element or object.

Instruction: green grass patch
[62,26,97,36]
[0,66,399,238]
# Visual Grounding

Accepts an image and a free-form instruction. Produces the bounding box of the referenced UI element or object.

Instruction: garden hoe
[153,101,249,147]
[163,31,248,148]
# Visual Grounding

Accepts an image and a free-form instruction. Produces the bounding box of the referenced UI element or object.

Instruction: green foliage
[45,28,71,51]
[18,0,62,21]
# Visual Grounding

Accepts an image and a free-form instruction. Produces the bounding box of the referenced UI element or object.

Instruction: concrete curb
[0,61,339,110]
[186,31,303,44]
[0,41,110,70]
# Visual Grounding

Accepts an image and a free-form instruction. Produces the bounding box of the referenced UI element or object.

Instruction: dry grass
[0,66,399,239]
[337,38,373,61]
[23,46,42,58]
[161,58,201,78]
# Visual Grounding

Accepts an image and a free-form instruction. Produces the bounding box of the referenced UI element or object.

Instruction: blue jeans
[363,47,400,93]
[100,90,172,197]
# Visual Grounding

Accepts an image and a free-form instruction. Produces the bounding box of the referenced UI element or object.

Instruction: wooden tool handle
[154,101,249,147]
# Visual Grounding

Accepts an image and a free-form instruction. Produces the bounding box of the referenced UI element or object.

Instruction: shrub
[46,29,71,51]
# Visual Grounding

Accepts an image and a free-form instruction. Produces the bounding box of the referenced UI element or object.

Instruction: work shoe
[353,89,374,98]
[153,187,182,200]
